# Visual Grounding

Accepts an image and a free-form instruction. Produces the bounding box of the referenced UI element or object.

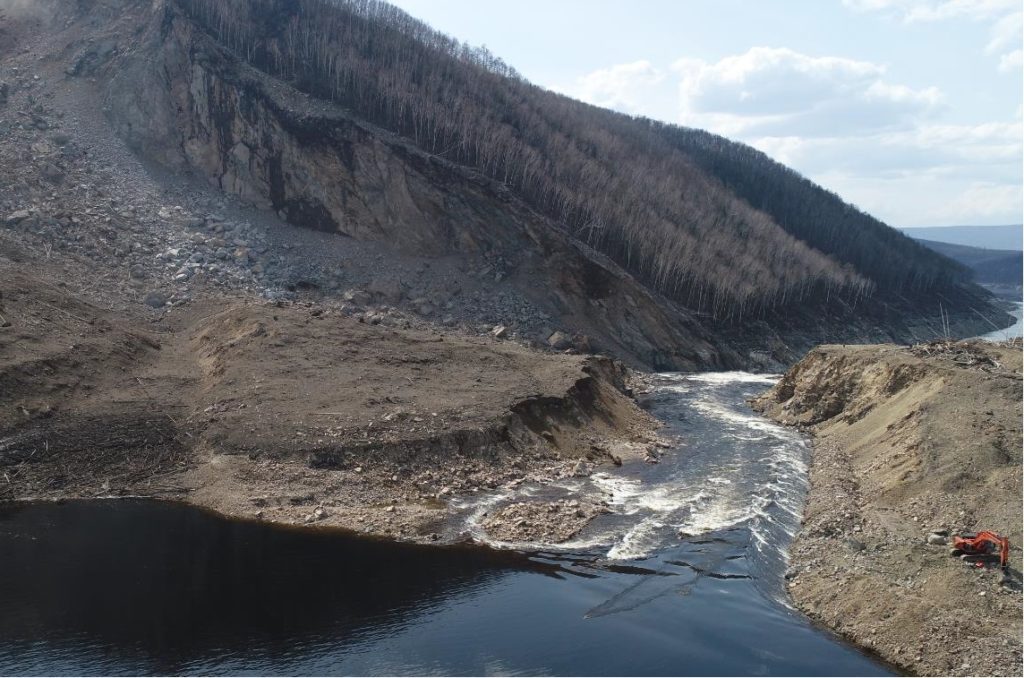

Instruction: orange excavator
[950,531,1010,570]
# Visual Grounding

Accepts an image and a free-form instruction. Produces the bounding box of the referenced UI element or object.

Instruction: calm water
[978,301,1023,342]
[0,373,892,676]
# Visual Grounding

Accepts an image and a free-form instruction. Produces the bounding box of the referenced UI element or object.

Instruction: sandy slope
[755,341,1023,676]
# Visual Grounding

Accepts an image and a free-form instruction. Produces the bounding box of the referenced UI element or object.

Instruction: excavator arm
[952,531,1010,569]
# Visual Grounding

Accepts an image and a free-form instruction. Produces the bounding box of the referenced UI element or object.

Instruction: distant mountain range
[913,239,1021,287]
[899,225,1022,251]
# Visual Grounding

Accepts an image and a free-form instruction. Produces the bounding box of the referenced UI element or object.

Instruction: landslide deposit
[754,341,1023,676]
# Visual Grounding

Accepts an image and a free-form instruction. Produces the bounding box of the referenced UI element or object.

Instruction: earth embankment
[754,340,1023,676]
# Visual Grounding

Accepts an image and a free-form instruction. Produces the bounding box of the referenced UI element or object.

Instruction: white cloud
[560,45,1018,225]
[672,47,943,137]
[747,117,1022,224]
[999,48,1023,71]
[842,0,1018,21]
[844,0,1022,72]
[563,60,664,114]
[986,11,1022,53]
[942,182,1023,220]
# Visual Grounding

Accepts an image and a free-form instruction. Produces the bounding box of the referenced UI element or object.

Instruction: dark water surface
[0,374,893,676]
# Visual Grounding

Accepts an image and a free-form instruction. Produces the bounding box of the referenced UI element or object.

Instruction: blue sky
[389,0,1022,228]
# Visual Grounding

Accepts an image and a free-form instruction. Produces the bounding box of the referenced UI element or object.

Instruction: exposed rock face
[101,3,728,370]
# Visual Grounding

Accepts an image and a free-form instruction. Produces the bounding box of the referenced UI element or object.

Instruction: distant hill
[913,239,1021,287]
[900,225,1022,251]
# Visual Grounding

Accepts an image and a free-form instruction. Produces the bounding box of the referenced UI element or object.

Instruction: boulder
[4,209,31,226]
[343,289,369,305]
[143,290,167,309]
[571,334,591,353]
[368,278,403,303]
[547,331,571,350]
[491,325,509,339]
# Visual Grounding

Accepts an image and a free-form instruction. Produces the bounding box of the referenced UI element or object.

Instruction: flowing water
[0,373,892,676]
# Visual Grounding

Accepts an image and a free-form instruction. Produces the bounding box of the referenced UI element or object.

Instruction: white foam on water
[606,516,667,560]
[689,396,790,435]
[456,370,812,567]
[673,371,781,385]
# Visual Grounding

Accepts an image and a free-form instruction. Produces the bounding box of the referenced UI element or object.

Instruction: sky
[388,0,1022,228]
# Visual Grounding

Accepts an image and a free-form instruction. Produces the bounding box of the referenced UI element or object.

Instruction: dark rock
[4,210,31,226]
[343,289,371,306]
[41,163,65,184]
[571,334,591,353]
[368,278,403,303]
[143,291,167,308]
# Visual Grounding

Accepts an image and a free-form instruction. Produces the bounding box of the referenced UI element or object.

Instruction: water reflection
[0,500,538,675]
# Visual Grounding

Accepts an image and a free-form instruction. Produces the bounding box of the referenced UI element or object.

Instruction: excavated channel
[0,373,892,676]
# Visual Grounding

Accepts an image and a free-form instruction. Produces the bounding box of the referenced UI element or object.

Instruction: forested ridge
[176,0,970,320]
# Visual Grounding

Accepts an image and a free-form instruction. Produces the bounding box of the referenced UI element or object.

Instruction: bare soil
[0,259,661,542]
[754,340,1023,676]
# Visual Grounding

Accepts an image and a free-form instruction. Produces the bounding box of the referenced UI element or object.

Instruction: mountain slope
[160,0,981,321]
[4,0,1005,371]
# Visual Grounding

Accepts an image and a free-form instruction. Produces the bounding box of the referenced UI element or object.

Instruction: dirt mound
[754,341,1023,676]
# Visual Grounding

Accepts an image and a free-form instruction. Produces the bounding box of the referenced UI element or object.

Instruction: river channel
[0,373,891,676]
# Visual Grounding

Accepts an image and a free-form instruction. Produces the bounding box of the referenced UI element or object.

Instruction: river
[978,300,1023,342]
[0,373,891,676]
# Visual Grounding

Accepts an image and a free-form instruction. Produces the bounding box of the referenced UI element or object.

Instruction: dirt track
[0,260,660,541]
[755,341,1023,676]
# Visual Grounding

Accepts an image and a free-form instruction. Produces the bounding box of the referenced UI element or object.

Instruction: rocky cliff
[86,2,730,370]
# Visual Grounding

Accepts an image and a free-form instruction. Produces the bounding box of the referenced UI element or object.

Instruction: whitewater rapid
[453,371,811,583]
